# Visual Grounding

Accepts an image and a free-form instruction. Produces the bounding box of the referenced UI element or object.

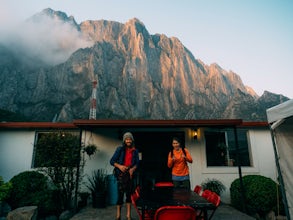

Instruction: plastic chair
[134,185,141,196]
[196,190,213,219]
[154,206,197,220]
[131,191,154,220]
[197,192,221,220]
[154,182,174,187]
[193,185,203,195]
[201,189,213,199]
[206,192,221,219]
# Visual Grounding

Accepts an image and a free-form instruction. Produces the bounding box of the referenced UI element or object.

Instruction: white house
[0,119,276,204]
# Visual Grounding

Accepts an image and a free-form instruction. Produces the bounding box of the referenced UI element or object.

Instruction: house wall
[0,131,35,182]
[188,128,277,203]
[81,129,122,179]
[0,127,277,204]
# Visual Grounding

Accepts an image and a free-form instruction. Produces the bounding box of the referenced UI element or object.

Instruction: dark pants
[117,172,133,205]
[173,179,191,190]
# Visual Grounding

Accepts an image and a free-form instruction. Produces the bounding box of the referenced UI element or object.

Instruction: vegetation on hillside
[0,109,30,122]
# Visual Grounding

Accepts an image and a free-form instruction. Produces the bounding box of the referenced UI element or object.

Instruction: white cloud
[1,13,94,65]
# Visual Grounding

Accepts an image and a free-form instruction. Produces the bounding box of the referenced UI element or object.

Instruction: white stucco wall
[248,129,277,180]
[81,128,122,178]
[0,126,277,205]
[0,130,35,182]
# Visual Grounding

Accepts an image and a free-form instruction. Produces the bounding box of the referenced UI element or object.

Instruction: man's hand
[119,164,129,173]
[129,167,136,177]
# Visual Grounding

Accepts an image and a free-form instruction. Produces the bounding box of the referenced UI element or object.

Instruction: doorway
[133,131,185,188]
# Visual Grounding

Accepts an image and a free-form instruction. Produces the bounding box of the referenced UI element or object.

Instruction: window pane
[33,131,80,168]
[205,131,227,166]
[227,129,250,166]
[205,129,251,167]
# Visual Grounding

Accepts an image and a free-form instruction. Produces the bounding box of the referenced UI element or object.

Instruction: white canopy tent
[267,99,293,219]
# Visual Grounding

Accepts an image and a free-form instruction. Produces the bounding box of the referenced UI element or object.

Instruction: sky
[1,0,292,98]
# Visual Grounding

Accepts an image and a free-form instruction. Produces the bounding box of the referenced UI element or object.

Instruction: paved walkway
[70,203,256,220]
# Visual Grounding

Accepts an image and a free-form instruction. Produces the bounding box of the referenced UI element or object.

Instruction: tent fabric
[267,99,293,219]
[267,99,293,123]
[274,125,293,217]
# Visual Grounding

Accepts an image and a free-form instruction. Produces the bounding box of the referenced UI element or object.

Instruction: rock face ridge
[0,9,289,122]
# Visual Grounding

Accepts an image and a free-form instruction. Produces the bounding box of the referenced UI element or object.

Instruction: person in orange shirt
[167,137,193,189]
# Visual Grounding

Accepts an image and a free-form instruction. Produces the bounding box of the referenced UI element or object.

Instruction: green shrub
[201,178,226,195]
[230,175,278,218]
[5,171,61,217]
[0,176,12,201]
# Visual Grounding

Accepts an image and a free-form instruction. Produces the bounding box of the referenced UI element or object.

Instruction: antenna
[89,79,97,120]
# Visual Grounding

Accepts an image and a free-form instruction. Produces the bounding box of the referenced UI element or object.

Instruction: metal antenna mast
[89,79,97,120]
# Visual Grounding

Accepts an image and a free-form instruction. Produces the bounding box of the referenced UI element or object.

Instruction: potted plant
[83,144,97,158]
[78,192,90,209]
[86,169,107,208]
[201,178,226,196]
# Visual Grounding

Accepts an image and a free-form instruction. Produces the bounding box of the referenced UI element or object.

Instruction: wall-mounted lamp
[193,129,198,140]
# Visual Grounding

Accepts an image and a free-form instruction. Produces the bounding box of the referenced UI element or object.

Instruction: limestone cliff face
[0,9,289,122]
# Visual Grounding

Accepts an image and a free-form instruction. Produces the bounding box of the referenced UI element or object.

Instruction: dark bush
[5,171,61,217]
[0,176,12,201]
[230,175,278,218]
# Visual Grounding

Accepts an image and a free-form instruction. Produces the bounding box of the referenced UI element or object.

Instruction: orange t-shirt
[167,148,193,176]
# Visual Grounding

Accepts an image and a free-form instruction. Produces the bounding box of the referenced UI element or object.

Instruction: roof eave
[73,119,243,128]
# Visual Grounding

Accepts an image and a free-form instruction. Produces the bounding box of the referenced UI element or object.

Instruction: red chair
[131,191,154,220]
[154,206,197,220]
[196,190,212,219]
[134,185,141,196]
[154,182,174,187]
[206,192,221,219]
[197,192,221,220]
[193,185,203,195]
[201,189,213,199]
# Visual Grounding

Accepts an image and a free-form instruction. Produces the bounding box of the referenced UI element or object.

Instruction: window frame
[201,127,258,174]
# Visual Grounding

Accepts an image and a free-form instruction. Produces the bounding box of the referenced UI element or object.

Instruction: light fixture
[193,129,198,140]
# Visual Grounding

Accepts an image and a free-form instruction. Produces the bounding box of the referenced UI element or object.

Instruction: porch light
[193,129,198,140]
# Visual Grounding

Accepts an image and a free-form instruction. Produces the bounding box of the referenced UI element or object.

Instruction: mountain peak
[28,8,78,28]
[124,18,150,36]
[0,9,289,122]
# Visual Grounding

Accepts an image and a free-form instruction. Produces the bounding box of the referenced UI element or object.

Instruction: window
[205,128,251,167]
[33,131,80,168]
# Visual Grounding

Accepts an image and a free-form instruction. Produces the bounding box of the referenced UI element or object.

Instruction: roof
[0,119,269,130]
[0,122,77,129]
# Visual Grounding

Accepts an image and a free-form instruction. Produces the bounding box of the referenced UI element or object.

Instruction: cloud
[0,13,94,65]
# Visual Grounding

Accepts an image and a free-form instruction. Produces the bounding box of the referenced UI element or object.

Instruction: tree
[35,131,82,211]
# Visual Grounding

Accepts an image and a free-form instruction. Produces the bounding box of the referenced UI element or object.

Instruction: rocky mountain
[0,8,289,122]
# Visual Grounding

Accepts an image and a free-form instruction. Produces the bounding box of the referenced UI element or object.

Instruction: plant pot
[78,193,90,209]
[92,192,106,208]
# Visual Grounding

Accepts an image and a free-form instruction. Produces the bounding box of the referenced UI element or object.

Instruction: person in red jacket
[167,137,193,189]
[110,132,139,220]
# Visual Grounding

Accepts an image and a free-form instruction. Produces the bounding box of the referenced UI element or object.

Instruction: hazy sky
[1,0,292,98]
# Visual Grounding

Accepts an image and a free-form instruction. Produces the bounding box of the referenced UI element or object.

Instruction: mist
[0,13,94,66]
